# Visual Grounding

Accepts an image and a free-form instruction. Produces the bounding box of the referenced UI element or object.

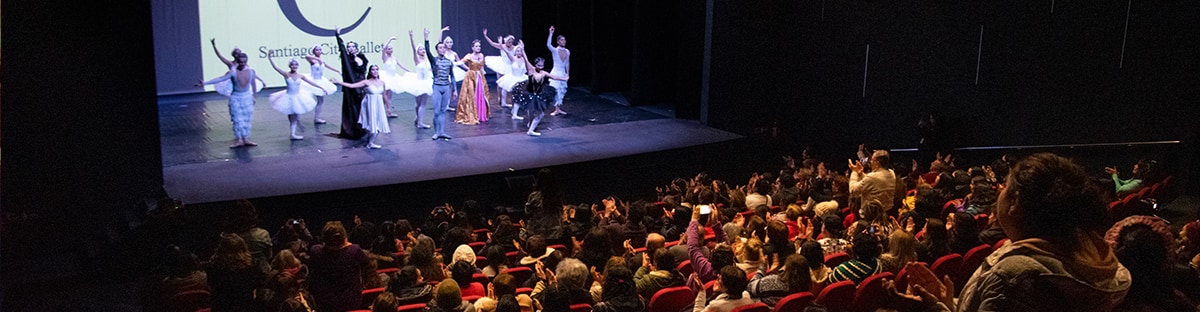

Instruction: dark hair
[526,235,548,258]
[820,214,844,238]
[577,226,615,270]
[601,265,636,301]
[1134,159,1160,182]
[396,219,414,240]
[394,265,422,289]
[496,295,520,312]
[367,64,380,79]
[1005,153,1107,243]
[653,248,675,271]
[485,245,508,271]
[434,279,462,309]
[539,284,571,312]
[766,220,794,256]
[754,179,773,196]
[719,265,749,299]
[627,201,647,228]
[851,232,881,260]
[710,244,737,272]
[533,57,546,66]
[371,292,400,312]
[449,260,475,287]
[407,237,436,267]
[1115,224,1171,304]
[229,199,260,233]
[949,212,980,255]
[441,227,473,263]
[746,215,767,241]
[800,240,825,270]
[781,254,812,292]
[492,273,517,297]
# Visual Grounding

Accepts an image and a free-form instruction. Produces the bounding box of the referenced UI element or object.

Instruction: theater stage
[158,84,741,203]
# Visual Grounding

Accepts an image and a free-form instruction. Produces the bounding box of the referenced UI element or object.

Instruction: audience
[158,148,1190,312]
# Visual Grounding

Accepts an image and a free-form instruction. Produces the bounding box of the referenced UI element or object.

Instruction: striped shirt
[828,258,882,285]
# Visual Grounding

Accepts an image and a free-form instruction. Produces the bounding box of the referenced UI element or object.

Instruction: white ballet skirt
[215,65,265,96]
[269,77,319,115]
[379,59,407,94]
[485,50,512,75]
[300,62,337,96]
[453,66,466,82]
[495,61,528,92]
[398,61,433,96]
[359,84,391,134]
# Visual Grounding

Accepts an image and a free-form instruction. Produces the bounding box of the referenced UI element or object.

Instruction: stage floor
[159,84,741,203]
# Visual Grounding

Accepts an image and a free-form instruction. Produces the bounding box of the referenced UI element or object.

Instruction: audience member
[450,260,486,297]
[748,254,812,307]
[828,232,882,285]
[388,265,433,305]
[428,279,476,312]
[229,199,273,274]
[308,221,370,312]
[207,233,266,312]
[879,229,918,273]
[849,150,898,211]
[635,248,686,299]
[693,265,756,312]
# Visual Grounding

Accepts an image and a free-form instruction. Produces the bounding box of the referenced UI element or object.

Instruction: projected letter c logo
[278,0,371,36]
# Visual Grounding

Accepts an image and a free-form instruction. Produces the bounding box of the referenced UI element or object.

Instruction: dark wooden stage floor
[158,82,741,203]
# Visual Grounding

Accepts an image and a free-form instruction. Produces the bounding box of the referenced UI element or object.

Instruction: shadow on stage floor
[158,83,740,203]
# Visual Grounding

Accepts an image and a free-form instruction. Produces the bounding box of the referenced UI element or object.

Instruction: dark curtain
[441,0,523,67]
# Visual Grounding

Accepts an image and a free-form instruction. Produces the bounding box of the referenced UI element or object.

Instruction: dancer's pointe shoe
[314,119,327,124]
[512,115,524,120]
[290,134,304,140]
[416,123,432,129]
[439,135,453,140]
[552,109,567,116]
[501,103,513,108]
[387,113,399,118]
[367,143,382,149]
[527,131,541,136]
[242,140,258,146]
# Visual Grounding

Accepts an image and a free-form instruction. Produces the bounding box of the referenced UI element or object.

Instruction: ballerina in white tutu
[442,33,468,84]
[494,42,529,120]
[404,30,434,129]
[209,38,265,96]
[483,29,520,109]
[330,65,390,149]
[267,51,330,140]
[302,45,341,125]
[379,36,412,118]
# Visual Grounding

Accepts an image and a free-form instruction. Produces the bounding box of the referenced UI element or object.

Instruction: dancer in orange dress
[455,40,490,125]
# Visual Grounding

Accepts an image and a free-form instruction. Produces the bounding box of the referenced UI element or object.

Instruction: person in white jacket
[694,265,757,312]
[849,150,897,211]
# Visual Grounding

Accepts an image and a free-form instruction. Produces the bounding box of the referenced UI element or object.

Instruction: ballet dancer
[334,26,369,140]
[302,45,341,124]
[483,29,519,109]
[209,38,264,96]
[267,51,329,140]
[329,65,390,149]
[198,52,266,148]
[379,36,412,118]
[405,30,433,129]
[512,54,568,136]
[494,42,529,120]
[455,39,490,125]
[441,28,465,112]
[547,26,570,116]
[424,27,458,141]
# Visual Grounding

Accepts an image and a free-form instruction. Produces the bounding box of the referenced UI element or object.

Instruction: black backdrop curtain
[442,0,522,68]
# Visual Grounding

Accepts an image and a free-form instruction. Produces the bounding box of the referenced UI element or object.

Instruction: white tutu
[360,84,391,134]
[215,78,266,96]
[453,66,466,82]
[398,72,433,96]
[269,89,318,115]
[484,55,511,75]
[379,71,406,95]
[300,74,337,96]
[495,73,528,92]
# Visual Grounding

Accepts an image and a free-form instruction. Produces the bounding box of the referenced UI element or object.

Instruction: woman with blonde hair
[878,229,918,273]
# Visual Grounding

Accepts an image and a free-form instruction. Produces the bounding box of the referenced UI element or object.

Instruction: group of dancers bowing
[198,25,569,149]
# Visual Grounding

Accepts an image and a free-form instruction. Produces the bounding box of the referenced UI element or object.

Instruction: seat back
[503,266,534,286]
[472,273,491,288]
[815,280,856,312]
[824,252,851,268]
[959,244,993,288]
[730,302,771,312]
[930,254,963,284]
[852,272,894,312]
[469,241,486,253]
[569,303,593,312]
[773,292,815,312]
[167,289,211,312]
[991,238,1009,252]
[649,286,695,312]
[361,287,386,309]
[677,259,695,277]
[398,303,427,312]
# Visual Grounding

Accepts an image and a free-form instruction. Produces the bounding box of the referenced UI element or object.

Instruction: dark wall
[523,0,705,118]
[2,0,162,278]
[708,0,1200,149]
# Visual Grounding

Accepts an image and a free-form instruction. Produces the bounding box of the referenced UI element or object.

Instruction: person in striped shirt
[828,231,882,285]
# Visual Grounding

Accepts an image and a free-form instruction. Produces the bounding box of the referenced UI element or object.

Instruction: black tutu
[512,79,557,114]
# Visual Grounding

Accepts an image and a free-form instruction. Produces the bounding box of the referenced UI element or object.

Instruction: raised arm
[408,30,421,65]
[211,38,233,67]
[482,29,505,49]
[266,51,289,77]
[547,26,556,51]
[423,29,436,62]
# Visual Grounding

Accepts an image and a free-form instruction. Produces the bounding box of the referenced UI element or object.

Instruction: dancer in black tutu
[510,50,568,136]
